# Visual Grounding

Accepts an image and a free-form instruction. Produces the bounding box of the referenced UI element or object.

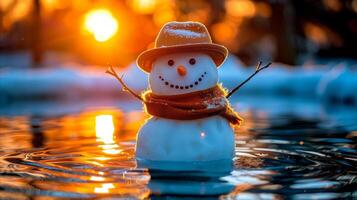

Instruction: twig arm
[226,62,271,98]
[106,66,144,101]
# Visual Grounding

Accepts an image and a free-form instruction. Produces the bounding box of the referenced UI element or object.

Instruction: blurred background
[0,0,356,67]
[0,0,357,103]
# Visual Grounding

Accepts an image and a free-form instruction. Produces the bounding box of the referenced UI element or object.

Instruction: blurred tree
[31,0,43,67]
[292,0,357,59]
[270,0,296,64]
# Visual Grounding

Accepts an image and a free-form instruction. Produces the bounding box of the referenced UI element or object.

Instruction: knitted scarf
[142,85,242,125]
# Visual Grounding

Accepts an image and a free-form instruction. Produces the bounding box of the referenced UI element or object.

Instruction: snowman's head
[149,52,218,95]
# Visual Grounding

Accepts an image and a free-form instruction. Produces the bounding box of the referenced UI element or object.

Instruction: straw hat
[137,21,228,73]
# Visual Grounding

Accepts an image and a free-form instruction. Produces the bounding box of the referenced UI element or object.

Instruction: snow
[136,115,234,162]
[0,62,144,102]
[1,53,357,108]
[204,98,227,109]
[318,63,357,105]
[163,21,206,39]
[0,66,118,101]
[121,61,148,93]
[165,29,204,38]
[219,62,326,98]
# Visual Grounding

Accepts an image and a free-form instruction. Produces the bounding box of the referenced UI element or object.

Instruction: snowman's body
[136,116,234,161]
[135,52,235,162]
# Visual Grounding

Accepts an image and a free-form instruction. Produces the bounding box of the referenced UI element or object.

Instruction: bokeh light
[128,0,157,14]
[83,9,119,42]
[225,0,256,18]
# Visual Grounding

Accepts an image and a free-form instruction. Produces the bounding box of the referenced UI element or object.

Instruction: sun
[84,9,118,42]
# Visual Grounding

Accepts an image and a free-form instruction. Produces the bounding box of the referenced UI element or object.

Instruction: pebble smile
[159,72,207,90]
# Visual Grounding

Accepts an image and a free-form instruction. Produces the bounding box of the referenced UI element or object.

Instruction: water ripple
[0,108,356,199]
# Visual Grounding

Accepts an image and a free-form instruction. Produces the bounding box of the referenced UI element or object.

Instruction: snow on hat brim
[137,43,228,73]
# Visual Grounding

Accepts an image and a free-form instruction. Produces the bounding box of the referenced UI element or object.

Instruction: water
[0,97,356,199]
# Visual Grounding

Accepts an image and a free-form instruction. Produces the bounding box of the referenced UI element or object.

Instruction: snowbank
[0,66,120,101]
[1,55,356,107]
[318,64,357,105]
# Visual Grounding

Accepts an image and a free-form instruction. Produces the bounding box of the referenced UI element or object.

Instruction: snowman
[107,21,270,163]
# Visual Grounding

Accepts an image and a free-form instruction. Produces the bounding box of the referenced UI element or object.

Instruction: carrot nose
[177,65,187,76]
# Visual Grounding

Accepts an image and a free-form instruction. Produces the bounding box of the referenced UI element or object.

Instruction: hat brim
[136,43,228,73]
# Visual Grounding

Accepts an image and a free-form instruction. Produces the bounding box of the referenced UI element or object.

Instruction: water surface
[0,97,356,199]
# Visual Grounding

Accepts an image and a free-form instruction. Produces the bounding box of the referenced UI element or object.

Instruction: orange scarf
[142,85,242,125]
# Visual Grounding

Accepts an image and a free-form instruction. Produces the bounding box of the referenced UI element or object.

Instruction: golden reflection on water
[95,115,115,143]
[94,183,115,194]
[0,106,268,198]
[0,116,32,151]
[95,114,121,155]
[90,176,105,181]
[0,107,151,198]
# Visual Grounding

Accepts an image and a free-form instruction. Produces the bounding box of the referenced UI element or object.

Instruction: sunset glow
[84,9,118,42]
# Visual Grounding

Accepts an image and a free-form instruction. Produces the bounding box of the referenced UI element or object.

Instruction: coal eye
[168,59,174,66]
[189,58,196,65]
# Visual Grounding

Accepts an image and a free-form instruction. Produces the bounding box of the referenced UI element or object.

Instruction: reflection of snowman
[107,21,270,162]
